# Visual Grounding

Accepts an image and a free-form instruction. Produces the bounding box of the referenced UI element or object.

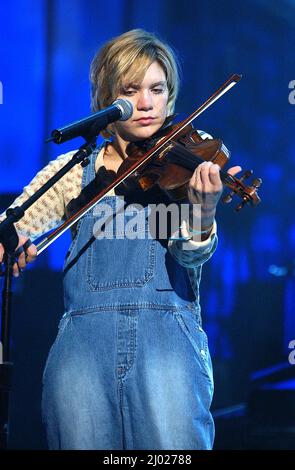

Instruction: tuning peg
[222,191,234,204]
[235,198,248,211]
[251,177,262,189]
[240,169,253,181]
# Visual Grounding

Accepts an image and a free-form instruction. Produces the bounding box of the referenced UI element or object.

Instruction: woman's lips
[135,118,155,125]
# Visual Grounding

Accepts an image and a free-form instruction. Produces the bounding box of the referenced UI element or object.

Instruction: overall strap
[82,143,104,189]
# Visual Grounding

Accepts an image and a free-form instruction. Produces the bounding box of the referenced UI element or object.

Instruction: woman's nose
[137,91,153,110]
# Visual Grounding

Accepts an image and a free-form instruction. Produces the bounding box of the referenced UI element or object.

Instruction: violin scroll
[222,169,262,211]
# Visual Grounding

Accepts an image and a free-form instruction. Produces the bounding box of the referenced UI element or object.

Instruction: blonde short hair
[90,29,180,136]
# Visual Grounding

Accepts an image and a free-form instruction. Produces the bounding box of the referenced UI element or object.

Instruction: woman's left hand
[187,161,242,228]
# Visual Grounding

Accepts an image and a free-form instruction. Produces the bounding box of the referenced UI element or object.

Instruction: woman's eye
[123,90,136,96]
[152,88,164,94]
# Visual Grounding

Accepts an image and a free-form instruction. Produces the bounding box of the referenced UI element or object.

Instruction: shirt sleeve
[0,151,82,241]
[168,220,218,268]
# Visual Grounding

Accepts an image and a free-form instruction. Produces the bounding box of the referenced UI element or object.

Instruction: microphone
[46,99,133,144]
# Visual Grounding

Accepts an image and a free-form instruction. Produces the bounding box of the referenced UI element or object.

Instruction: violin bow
[36,74,242,255]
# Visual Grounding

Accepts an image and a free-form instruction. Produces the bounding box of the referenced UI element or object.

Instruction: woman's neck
[111,135,129,160]
[103,137,129,173]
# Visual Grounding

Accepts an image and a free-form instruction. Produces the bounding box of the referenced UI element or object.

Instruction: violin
[117,121,261,211]
[36,73,262,255]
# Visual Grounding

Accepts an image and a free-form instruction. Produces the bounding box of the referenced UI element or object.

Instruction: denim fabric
[42,148,215,450]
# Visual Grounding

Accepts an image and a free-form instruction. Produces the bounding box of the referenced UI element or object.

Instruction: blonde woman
[0,29,240,449]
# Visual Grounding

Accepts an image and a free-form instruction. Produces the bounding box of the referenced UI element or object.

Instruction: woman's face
[113,61,169,143]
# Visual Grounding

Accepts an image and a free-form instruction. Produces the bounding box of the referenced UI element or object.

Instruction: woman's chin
[129,125,162,142]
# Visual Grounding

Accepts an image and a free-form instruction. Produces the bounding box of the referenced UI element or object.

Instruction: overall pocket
[86,201,157,291]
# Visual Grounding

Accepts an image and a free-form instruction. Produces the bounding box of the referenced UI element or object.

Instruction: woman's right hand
[0,234,37,277]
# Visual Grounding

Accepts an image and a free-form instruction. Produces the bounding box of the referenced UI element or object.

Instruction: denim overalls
[42,147,215,450]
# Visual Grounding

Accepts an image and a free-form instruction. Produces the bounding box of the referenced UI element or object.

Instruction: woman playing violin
[0,29,241,449]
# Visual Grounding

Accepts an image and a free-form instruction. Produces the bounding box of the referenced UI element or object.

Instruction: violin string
[165,141,237,186]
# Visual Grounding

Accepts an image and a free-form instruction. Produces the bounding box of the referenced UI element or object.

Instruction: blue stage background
[1,0,295,449]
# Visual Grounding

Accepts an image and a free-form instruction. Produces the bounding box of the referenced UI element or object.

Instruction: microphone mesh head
[113,99,133,121]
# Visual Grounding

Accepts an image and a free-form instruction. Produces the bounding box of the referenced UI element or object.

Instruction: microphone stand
[0,137,97,449]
